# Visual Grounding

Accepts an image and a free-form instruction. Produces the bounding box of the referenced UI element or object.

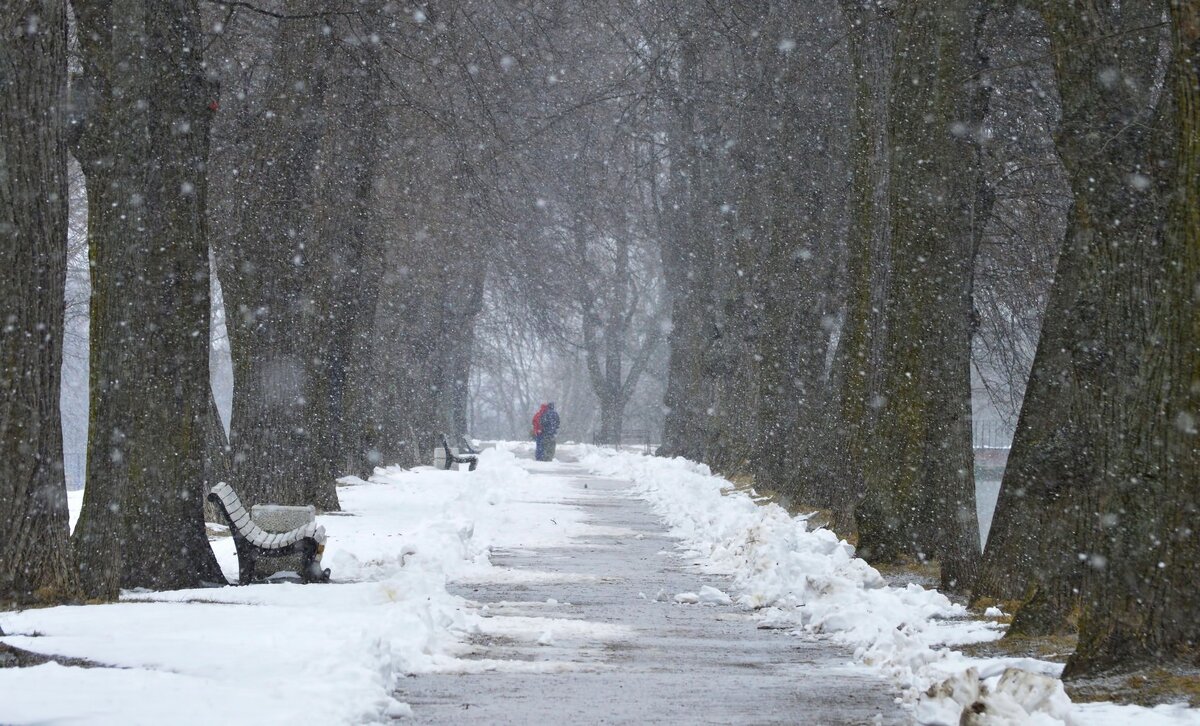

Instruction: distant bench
[437,433,478,471]
[207,481,331,585]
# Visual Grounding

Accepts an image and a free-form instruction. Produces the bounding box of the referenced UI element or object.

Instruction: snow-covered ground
[0,445,599,724]
[3,443,1197,725]
[576,446,1200,726]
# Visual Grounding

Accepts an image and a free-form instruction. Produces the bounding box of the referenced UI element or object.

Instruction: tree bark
[751,2,850,514]
[828,0,896,534]
[658,27,718,462]
[978,0,1175,646]
[71,0,224,595]
[0,0,79,606]
[1064,0,1200,677]
[304,19,388,500]
[213,16,332,508]
[855,0,985,592]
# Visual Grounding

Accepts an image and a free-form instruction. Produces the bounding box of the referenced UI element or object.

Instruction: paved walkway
[397,462,906,725]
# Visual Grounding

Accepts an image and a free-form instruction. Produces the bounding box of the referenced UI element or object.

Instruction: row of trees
[460,0,1199,685]
[1,0,543,602]
[635,0,1199,682]
[456,0,1199,682]
[3,0,1197,687]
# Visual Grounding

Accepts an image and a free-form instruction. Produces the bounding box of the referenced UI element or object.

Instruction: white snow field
[0,443,1196,725]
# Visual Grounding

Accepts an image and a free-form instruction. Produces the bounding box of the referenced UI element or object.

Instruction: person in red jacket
[532,403,549,460]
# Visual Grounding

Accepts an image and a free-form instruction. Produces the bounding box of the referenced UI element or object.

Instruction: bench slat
[244,522,270,547]
[217,486,242,511]
[231,509,251,531]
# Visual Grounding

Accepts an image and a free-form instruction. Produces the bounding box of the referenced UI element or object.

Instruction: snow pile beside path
[0,447,581,725]
[340,447,589,585]
[578,447,1199,726]
[577,449,992,693]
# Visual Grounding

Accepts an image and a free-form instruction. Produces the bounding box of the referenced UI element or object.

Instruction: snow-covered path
[4,444,1199,725]
[403,461,904,724]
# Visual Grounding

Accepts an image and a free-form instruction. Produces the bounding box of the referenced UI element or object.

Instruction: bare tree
[209,10,336,509]
[854,0,987,592]
[978,0,1174,637]
[981,1,1200,682]
[0,0,79,606]
[68,0,224,596]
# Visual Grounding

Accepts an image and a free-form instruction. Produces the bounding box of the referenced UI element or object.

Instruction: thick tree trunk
[1063,1,1200,677]
[704,230,761,474]
[855,0,985,592]
[214,17,330,508]
[979,1,1175,647]
[828,0,896,535]
[659,30,717,462]
[363,216,479,470]
[432,262,485,443]
[69,0,140,602]
[598,238,630,446]
[71,0,224,594]
[662,96,757,469]
[752,3,849,513]
[0,0,79,606]
[755,155,845,508]
[598,396,627,447]
[304,26,388,503]
[374,247,449,467]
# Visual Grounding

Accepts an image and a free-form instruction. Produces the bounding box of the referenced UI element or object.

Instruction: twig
[200,0,356,21]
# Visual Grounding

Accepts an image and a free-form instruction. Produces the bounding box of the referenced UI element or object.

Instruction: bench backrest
[440,433,479,456]
[208,481,325,550]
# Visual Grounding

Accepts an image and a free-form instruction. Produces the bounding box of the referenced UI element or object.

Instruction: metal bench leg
[235,538,255,585]
[299,540,330,583]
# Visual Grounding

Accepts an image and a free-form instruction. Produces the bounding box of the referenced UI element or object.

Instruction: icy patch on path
[578,446,1200,726]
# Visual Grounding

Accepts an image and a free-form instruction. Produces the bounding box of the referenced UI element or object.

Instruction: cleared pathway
[397,459,907,725]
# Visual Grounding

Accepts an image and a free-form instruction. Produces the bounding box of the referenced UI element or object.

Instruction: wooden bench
[207,481,331,585]
[438,433,478,471]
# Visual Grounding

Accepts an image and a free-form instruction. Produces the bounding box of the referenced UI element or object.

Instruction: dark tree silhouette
[0,0,79,606]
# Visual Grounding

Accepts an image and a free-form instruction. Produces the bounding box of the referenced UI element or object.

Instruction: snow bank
[577,446,1200,726]
[0,447,584,725]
